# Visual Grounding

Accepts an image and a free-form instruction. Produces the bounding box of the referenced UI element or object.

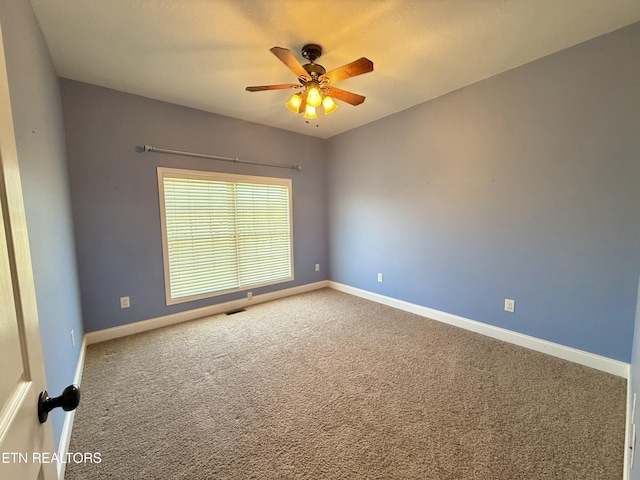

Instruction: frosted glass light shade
[286,93,302,113]
[322,96,337,115]
[303,104,317,119]
[306,87,322,107]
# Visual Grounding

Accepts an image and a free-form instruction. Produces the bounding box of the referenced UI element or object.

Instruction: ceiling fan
[245,44,373,119]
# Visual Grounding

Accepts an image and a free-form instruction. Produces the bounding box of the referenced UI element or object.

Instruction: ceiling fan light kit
[246,44,373,122]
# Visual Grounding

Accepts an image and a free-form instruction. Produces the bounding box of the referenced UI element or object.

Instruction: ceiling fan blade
[298,91,307,114]
[270,46,309,79]
[325,86,366,106]
[245,84,298,92]
[321,57,373,84]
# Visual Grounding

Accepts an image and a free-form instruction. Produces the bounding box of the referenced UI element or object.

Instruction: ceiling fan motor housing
[301,44,322,62]
[303,63,326,78]
[301,44,326,80]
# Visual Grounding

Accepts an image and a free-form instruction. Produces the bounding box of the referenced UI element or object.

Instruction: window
[158,167,293,305]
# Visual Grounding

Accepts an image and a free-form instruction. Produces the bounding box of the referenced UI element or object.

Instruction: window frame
[157,167,294,305]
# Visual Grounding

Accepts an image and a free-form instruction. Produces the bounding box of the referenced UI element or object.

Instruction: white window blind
[158,168,293,305]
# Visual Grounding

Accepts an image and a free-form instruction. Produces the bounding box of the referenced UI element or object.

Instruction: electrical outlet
[377,273,383,283]
[504,299,515,313]
[247,291,253,300]
[120,296,130,308]
[315,263,320,272]
[70,329,75,348]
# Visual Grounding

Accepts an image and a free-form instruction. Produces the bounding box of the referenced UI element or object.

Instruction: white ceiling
[30,0,640,139]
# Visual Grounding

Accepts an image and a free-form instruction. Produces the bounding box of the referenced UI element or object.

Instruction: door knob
[38,385,80,423]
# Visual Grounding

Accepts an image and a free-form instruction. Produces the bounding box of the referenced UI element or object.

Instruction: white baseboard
[65,280,630,478]
[328,281,630,379]
[85,281,330,345]
[57,336,87,480]
[85,278,629,377]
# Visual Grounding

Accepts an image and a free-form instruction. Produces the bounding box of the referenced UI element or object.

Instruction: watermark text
[1,451,101,464]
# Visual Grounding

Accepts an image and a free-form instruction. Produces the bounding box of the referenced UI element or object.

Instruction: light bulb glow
[286,93,302,113]
[303,104,317,119]
[322,96,338,115]
[306,87,322,107]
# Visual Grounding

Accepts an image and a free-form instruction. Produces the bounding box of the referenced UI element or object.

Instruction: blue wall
[60,80,328,332]
[327,22,640,362]
[0,0,84,451]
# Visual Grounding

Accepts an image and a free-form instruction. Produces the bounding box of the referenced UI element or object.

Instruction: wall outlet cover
[504,298,515,313]
[120,296,130,308]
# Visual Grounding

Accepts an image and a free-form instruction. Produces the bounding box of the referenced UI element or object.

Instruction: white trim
[63,280,630,480]
[86,281,329,345]
[328,281,630,379]
[57,336,87,480]
[624,379,632,480]
[86,279,630,378]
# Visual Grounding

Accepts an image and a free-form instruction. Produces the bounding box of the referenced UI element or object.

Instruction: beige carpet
[66,288,626,479]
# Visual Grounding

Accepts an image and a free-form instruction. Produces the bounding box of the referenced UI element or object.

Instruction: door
[0,18,57,480]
